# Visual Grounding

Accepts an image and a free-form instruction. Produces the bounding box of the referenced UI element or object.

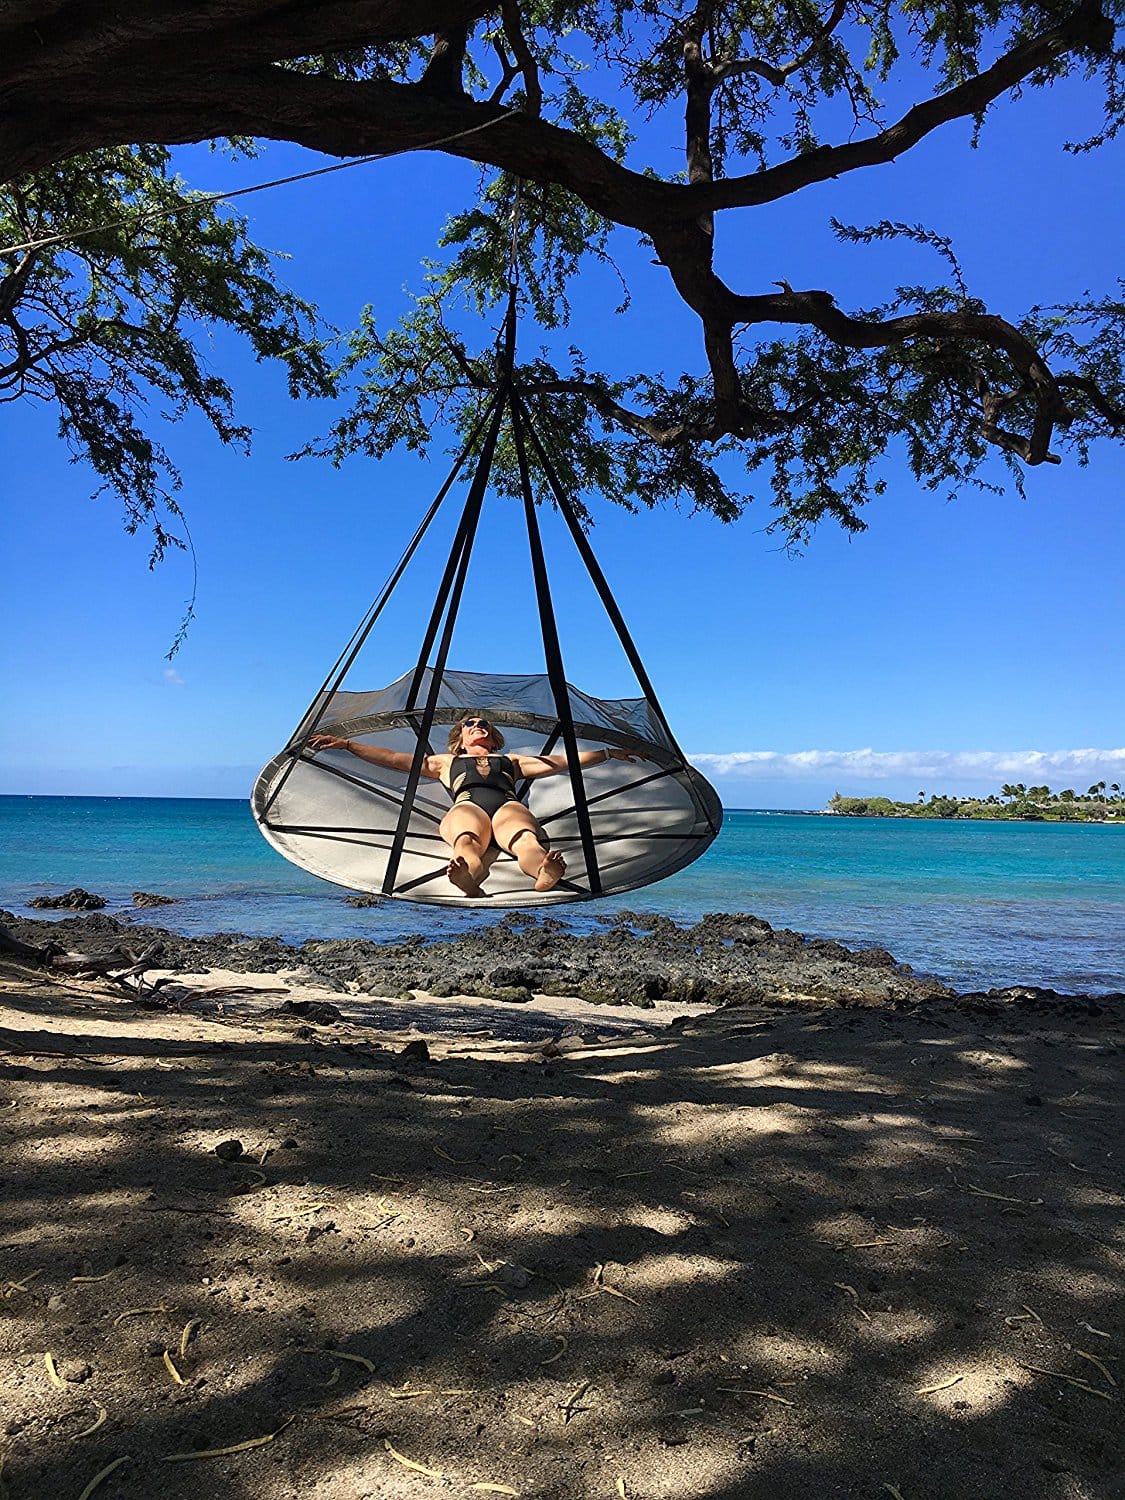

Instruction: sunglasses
[463,718,492,730]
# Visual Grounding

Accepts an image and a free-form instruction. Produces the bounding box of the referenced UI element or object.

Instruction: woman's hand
[308,733,351,753]
[606,747,645,764]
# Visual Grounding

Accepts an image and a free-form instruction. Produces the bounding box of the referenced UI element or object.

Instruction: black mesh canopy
[252,378,721,906]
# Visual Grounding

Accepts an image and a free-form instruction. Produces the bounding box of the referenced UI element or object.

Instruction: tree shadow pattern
[0,965,1122,1500]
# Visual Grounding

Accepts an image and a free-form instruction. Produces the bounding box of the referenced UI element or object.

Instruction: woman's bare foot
[447,855,485,897]
[534,849,566,892]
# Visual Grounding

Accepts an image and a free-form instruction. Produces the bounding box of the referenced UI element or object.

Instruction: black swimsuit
[448,754,520,818]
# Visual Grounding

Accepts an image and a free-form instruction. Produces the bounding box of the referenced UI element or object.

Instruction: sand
[1,956,1122,1500]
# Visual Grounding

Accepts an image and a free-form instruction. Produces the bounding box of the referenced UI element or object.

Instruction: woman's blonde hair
[447,713,505,753]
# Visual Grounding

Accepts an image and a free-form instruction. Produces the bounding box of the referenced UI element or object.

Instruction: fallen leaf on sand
[179,1318,201,1360]
[44,1351,68,1389]
[1019,1364,1115,1401]
[1079,1321,1111,1340]
[1073,1350,1117,1388]
[717,1387,795,1406]
[832,1283,872,1321]
[76,1455,129,1500]
[112,1304,167,1327]
[383,1438,444,1478]
[916,1374,964,1395]
[163,1350,186,1385]
[73,1404,108,1439]
[302,1347,376,1373]
[540,1335,569,1366]
[164,1419,292,1461]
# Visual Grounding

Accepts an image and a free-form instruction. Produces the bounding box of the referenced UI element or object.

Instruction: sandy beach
[1,917,1122,1500]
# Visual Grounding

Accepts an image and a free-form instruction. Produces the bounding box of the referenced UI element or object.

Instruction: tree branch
[499,0,542,117]
[712,0,848,89]
[694,2,1115,213]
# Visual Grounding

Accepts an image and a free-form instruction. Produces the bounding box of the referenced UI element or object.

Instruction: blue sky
[2,52,1123,810]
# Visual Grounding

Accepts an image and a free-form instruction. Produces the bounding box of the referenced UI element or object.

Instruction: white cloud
[163,667,185,686]
[688,748,1125,784]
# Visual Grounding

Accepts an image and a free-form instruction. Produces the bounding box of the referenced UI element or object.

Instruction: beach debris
[1019,1363,1115,1400]
[71,1269,117,1284]
[1003,1305,1043,1328]
[213,1139,243,1161]
[915,1374,964,1396]
[383,1438,444,1478]
[112,1304,167,1327]
[3,1268,43,1298]
[302,1346,376,1373]
[164,1419,293,1461]
[716,1386,795,1406]
[76,1455,129,1500]
[43,1352,67,1389]
[73,1404,108,1439]
[162,1350,186,1385]
[832,1283,871,1320]
[559,1380,593,1423]
[616,1479,628,1499]
[539,1335,569,1366]
[179,1319,201,1360]
[231,1168,268,1194]
[468,1485,520,1495]
[577,1264,640,1307]
[965,1183,1043,1207]
[882,1486,907,1500]
[1074,1350,1117,1387]
[1079,1321,1111,1340]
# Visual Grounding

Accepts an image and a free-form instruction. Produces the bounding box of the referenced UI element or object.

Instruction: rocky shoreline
[4,906,1119,1015]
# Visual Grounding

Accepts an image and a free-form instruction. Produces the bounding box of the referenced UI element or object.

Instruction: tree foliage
[2,1,1125,547]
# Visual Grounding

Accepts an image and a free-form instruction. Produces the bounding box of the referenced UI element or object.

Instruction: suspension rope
[0,111,520,259]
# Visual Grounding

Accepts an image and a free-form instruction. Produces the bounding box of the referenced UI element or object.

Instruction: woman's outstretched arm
[512,747,644,780]
[307,734,446,780]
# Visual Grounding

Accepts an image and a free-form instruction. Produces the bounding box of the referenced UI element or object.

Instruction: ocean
[1,796,1122,994]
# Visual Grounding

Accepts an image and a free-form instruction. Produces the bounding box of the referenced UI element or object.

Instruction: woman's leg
[439,804,492,896]
[492,803,566,892]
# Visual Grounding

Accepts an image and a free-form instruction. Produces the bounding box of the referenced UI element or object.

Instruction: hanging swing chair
[252,294,721,907]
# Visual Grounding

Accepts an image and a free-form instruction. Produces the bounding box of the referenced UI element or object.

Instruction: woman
[308,713,642,897]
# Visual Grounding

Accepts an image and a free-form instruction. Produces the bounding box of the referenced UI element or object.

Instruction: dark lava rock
[397,1039,431,1067]
[852,947,898,968]
[132,891,176,907]
[28,888,105,910]
[345,894,384,907]
[282,999,343,1025]
[214,1139,244,1161]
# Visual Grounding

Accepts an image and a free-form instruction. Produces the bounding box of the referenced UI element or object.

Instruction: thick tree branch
[697,2,1115,212]
[2,5,1112,233]
[500,0,542,117]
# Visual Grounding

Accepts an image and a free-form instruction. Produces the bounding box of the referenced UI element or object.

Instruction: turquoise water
[1,796,1122,993]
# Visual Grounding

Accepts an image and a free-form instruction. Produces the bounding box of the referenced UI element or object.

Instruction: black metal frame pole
[382,390,508,895]
[512,389,718,836]
[259,397,500,822]
[511,398,602,895]
[403,387,505,712]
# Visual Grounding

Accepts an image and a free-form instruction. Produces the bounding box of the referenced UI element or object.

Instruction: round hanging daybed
[252,328,721,907]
